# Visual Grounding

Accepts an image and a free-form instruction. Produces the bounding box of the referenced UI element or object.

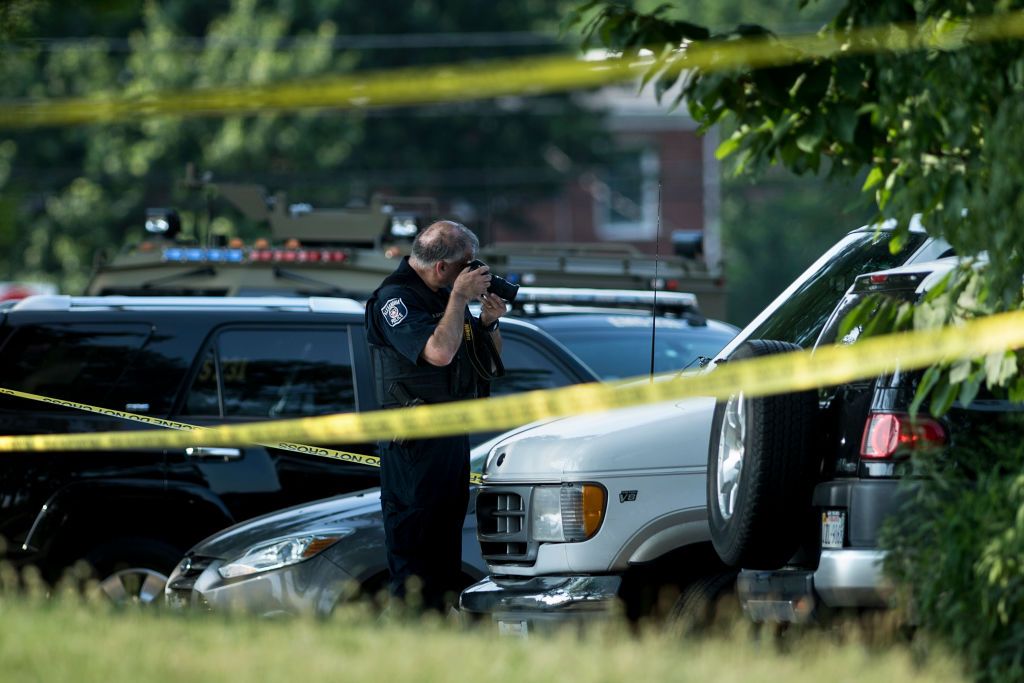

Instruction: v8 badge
[619,490,637,503]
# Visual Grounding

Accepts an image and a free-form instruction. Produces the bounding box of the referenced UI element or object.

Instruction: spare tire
[706,339,819,569]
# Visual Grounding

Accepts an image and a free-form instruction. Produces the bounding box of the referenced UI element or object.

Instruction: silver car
[164,441,501,617]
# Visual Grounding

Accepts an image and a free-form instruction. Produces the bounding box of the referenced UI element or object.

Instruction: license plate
[497,619,529,637]
[821,510,845,549]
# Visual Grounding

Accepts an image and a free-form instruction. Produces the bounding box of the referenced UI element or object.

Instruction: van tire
[668,570,739,635]
[706,340,818,569]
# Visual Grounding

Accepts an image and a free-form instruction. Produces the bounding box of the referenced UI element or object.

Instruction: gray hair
[411,220,480,265]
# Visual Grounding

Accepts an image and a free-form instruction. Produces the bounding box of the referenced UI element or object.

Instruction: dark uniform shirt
[366,256,478,407]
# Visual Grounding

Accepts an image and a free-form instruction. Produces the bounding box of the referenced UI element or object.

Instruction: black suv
[705,257,1024,622]
[0,295,597,601]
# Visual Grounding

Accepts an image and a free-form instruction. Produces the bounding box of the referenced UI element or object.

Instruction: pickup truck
[460,221,954,632]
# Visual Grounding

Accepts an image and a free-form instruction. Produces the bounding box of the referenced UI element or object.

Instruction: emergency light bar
[162,248,245,264]
[514,287,700,314]
[161,247,349,265]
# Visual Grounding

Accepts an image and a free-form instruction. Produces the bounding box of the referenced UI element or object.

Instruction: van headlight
[218,532,353,579]
[530,484,606,542]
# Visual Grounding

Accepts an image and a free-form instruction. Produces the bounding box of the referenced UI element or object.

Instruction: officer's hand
[452,264,491,301]
[480,293,507,328]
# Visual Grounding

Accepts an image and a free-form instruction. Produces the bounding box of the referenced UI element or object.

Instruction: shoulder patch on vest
[381,297,409,327]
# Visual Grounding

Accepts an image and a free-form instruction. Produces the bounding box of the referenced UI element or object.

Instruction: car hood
[483,396,716,482]
[186,430,533,559]
[190,488,384,559]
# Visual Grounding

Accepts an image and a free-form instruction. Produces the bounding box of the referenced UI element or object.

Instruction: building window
[594,146,660,241]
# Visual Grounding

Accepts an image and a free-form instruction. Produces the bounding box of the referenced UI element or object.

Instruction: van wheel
[668,570,739,636]
[706,340,819,569]
[84,538,182,606]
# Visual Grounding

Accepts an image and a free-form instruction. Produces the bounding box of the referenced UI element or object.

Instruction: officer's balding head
[411,220,480,267]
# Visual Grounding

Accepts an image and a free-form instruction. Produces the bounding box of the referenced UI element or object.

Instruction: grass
[0,592,967,683]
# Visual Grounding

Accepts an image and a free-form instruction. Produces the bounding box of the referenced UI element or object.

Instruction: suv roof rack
[511,287,705,323]
[10,295,364,315]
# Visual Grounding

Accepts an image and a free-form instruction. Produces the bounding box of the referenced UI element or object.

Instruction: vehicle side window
[550,328,735,380]
[0,323,151,411]
[490,334,575,396]
[181,328,356,418]
[748,231,928,349]
[819,291,919,349]
[184,347,220,416]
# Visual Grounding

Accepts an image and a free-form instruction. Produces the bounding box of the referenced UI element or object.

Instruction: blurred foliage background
[0,0,610,294]
[0,0,871,325]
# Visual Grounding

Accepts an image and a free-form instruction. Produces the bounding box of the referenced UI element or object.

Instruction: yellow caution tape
[0,385,487,483]
[0,386,381,464]
[1,309,1022,456]
[2,11,1024,128]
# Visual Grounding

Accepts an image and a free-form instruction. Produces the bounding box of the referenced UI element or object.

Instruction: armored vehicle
[85,169,728,318]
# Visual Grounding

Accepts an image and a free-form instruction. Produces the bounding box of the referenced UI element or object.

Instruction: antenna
[649,182,662,382]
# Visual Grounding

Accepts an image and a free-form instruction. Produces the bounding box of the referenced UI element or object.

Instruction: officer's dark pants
[379,433,470,612]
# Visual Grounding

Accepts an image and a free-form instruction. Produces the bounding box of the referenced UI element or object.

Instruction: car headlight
[530,483,606,542]
[218,532,353,579]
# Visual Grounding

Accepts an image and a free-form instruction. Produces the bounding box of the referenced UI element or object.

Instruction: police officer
[365,220,506,611]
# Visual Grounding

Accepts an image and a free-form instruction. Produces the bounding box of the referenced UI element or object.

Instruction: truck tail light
[860,412,946,459]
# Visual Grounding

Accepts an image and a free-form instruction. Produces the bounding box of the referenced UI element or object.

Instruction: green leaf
[893,301,915,330]
[929,374,958,418]
[862,167,884,191]
[559,8,585,35]
[654,62,682,101]
[984,351,1019,387]
[640,50,671,91]
[795,133,821,154]
[949,358,973,384]
[787,73,807,100]
[914,299,952,330]
[715,136,741,160]
[770,112,799,143]
[831,106,859,145]
[877,186,892,210]
[889,231,907,253]
[795,115,826,154]
[1009,376,1024,403]
[922,271,952,303]
[957,368,983,407]
[911,364,942,418]
[837,296,876,340]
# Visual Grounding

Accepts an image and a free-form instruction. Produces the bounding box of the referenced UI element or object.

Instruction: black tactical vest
[366,259,479,407]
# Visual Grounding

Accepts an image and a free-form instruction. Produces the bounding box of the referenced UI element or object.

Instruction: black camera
[468,259,520,303]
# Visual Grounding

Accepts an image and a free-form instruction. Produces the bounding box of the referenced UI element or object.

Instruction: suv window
[0,323,151,410]
[816,286,919,348]
[549,323,734,379]
[747,231,929,349]
[183,327,356,418]
[491,333,577,396]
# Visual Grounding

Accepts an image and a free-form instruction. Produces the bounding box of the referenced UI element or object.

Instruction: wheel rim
[716,392,746,521]
[97,568,169,606]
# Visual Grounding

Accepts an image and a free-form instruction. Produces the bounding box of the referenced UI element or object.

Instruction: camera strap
[463,320,505,382]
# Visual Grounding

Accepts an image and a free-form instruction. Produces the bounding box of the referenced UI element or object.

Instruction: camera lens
[466,259,519,302]
[487,274,519,303]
